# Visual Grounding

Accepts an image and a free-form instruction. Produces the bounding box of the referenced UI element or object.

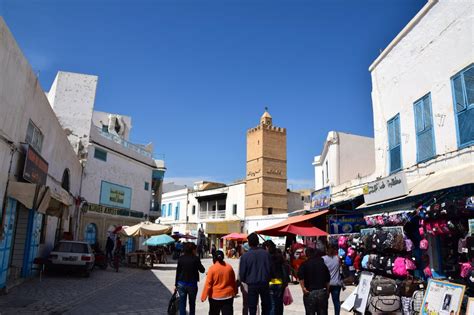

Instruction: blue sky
[1,0,426,189]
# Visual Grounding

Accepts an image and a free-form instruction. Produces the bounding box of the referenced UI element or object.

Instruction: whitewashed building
[160,180,304,248]
[366,0,473,200]
[48,71,166,251]
[0,18,82,290]
[313,131,375,191]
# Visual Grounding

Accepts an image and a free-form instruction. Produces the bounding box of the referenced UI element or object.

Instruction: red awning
[222,233,248,241]
[255,210,329,237]
[257,222,328,237]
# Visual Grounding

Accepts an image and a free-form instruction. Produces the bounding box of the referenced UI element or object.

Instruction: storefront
[204,220,242,249]
[332,167,474,314]
[79,202,145,252]
[0,146,76,290]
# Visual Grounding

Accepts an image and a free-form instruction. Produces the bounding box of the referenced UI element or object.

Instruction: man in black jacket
[298,247,330,315]
[175,243,205,315]
[239,233,271,315]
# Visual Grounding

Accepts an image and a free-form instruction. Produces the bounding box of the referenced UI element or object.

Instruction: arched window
[61,169,70,192]
[84,223,97,245]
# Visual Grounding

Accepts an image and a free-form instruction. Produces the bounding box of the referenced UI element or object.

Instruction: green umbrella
[143,234,175,246]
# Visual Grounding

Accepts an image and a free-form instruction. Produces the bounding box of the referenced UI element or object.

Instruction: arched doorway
[84,223,97,245]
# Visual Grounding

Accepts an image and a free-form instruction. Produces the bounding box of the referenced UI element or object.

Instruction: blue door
[84,223,97,245]
[0,198,17,289]
[21,209,43,278]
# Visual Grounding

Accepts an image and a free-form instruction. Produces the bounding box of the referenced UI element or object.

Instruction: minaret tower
[245,108,287,216]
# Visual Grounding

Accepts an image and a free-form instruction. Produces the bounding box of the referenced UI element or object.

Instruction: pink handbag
[393,257,408,277]
[460,263,473,278]
[283,286,293,306]
[420,239,429,250]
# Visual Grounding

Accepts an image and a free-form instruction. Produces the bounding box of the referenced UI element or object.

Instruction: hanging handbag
[283,286,293,306]
[168,290,180,315]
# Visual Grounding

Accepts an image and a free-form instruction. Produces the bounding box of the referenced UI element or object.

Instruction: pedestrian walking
[201,250,237,315]
[175,242,205,315]
[264,241,290,315]
[323,243,343,315]
[297,247,330,315]
[105,235,114,263]
[211,244,217,258]
[239,233,271,315]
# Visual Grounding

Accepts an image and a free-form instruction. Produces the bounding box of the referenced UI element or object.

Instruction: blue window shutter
[161,204,165,216]
[464,67,474,106]
[414,94,435,162]
[175,202,180,221]
[452,65,474,147]
[388,115,402,173]
[414,101,423,133]
[168,203,172,217]
[453,75,466,113]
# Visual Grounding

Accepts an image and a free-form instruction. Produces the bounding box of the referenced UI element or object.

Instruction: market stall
[336,194,474,314]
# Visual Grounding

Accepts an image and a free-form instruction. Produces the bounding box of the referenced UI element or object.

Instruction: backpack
[361,255,369,269]
[400,278,424,297]
[460,262,473,278]
[367,295,401,314]
[405,238,414,252]
[393,233,405,251]
[393,257,415,277]
[411,290,425,315]
[338,236,348,249]
[370,276,398,296]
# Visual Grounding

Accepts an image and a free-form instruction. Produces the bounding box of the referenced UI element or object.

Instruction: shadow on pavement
[0,268,173,315]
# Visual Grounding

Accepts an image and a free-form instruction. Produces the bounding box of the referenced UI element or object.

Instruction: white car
[48,240,95,277]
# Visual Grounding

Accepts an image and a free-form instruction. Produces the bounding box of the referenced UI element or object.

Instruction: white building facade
[369,0,473,181]
[48,71,166,250]
[160,180,304,249]
[0,18,82,290]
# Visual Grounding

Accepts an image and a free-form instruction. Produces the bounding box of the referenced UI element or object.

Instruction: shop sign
[310,187,331,210]
[421,279,465,315]
[206,221,240,234]
[328,215,366,234]
[84,203,144,218]
[363,173,407,205]
[23,145,48,185]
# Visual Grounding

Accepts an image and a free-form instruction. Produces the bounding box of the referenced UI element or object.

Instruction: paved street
[0,257,353,314]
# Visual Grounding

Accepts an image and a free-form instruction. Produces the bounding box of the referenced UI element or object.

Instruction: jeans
[247,283,271,315]
[209,298,234,315]
[303,288,328,315]
[177,285,198,315]
[269,284,284,315]
[329,286,341,315]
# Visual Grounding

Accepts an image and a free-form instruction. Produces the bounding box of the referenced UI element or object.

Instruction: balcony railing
[199,210,226,220]
[95,126,153,158]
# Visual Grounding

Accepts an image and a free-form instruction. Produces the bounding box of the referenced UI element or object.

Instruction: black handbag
[168,290,180,315]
